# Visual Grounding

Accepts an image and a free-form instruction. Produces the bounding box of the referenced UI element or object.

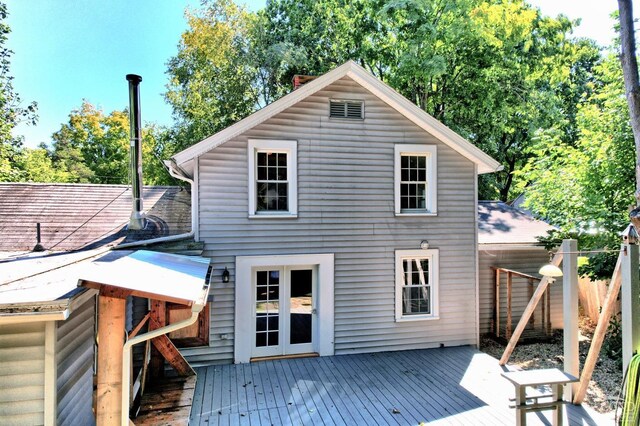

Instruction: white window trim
[395,249,439,321]
[235,253,335,363]
[394,144,437,216]
[248,139,298,218]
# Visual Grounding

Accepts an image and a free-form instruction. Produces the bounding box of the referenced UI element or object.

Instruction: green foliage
[518,53,635,280]
[48,101,176,185]
[0,2,37,181]
[165,0,259,152]
[167,0,599,201]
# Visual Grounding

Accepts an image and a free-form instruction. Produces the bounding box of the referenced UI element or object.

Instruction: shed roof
[478,201,555,246]
[0,183,191,252]
[171,60,502,176]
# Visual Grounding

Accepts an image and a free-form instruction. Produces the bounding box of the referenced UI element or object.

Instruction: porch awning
[78,249,211,308]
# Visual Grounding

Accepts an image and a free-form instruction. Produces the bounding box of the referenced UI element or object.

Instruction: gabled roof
[478,201,555,246]
[0,183,191,253]
[172,60,502,176]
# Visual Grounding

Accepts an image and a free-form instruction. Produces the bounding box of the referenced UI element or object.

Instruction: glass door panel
[289,269,313,345]
[255,270,280,349]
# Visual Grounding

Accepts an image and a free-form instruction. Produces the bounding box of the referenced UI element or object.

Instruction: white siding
[56,297,95,426]
[478,248,563,335]
[0,322,46,425]
[189,76,479,365]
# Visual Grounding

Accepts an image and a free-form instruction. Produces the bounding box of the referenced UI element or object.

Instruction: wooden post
[541,285,546,332]
[622,243,640,373]
[96,293,127,426]
[496,269,501,338]
[528,278,534,326]
[563,239,579,400]
[546,288,551,335]
[499,251,564,365]
[507,272,513,339]
[573,249,623,404]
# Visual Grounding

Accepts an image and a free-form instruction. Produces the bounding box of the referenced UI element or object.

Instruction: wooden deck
[189,346,613,425]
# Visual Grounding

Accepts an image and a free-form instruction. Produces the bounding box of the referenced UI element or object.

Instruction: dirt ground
[479,317,623,416]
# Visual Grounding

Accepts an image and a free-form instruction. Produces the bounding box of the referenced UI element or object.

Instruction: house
[477,200,562,339]
[0,183,198,425]
[166,60,503,365]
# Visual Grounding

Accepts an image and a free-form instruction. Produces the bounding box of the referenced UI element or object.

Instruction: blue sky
[5,0,626,148]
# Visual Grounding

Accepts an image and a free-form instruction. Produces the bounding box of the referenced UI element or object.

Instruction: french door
[253,266,315,358]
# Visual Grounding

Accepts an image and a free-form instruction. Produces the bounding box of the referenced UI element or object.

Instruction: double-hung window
[394,144,437,215]
[395,249,439,321]
[248,139,297,218]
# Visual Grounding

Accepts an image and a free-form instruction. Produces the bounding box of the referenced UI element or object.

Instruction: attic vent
[330,100,364,119]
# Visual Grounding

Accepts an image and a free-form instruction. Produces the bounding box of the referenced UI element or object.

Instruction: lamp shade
[539,263,563,278]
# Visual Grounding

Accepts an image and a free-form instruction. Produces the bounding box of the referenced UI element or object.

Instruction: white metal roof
[0,249,211,322]
[171,60,502,176]
[79,250,211,307]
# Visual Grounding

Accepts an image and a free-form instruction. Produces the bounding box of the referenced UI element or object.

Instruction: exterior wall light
[222,267,230,283]
[420,240,429,249]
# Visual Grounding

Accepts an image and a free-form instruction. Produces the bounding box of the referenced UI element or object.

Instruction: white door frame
[235,253,334,364]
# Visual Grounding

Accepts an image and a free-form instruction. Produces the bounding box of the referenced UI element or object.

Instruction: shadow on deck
[189,346,612,425]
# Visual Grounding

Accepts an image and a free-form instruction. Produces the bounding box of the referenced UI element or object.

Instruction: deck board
[190,346,613,425]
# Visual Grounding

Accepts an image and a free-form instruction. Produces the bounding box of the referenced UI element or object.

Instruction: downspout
[121,295,208,426]
[116,161,195,249]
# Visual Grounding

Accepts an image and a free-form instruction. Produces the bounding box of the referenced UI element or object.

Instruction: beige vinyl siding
[478,248,563,335]
[188,76,478,365]
[0,322,46,425]
[56,297,95,426]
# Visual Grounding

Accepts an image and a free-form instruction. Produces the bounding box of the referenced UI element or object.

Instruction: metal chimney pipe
[126,74,145,230]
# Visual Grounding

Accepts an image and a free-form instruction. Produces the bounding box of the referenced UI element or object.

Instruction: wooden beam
[621,244,640,374]
[499,250,564,366]
[149,317,195,377]
[492,267,540,281]
[128,312,151,340]
[573,248,623,404]
[528,279,535,326]
[96,294,127,426]
[563,239,579,400]
[97,283,133,299]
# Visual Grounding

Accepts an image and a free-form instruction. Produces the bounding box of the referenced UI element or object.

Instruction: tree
[0,2,37,181]
[617,0,640,203]
[170,0,595,200]
[517,53,635,278]
[49,101,175,185]
[165,0,259,152]
[20,145,72,182]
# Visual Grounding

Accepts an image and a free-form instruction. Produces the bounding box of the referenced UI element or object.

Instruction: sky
[5,0,631,148]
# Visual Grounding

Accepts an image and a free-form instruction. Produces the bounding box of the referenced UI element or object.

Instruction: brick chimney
[292,74,318,90]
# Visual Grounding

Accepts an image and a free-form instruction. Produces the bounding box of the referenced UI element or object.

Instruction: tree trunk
[618,0,640,204]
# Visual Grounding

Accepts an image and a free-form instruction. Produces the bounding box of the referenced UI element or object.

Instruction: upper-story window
[394,144,437,215]
[248,139,297,218]
[329,99,364,119]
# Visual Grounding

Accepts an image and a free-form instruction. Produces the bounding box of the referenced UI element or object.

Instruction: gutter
[116,161,196,249]
[120,286,208,426]
[0,288,98,325]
